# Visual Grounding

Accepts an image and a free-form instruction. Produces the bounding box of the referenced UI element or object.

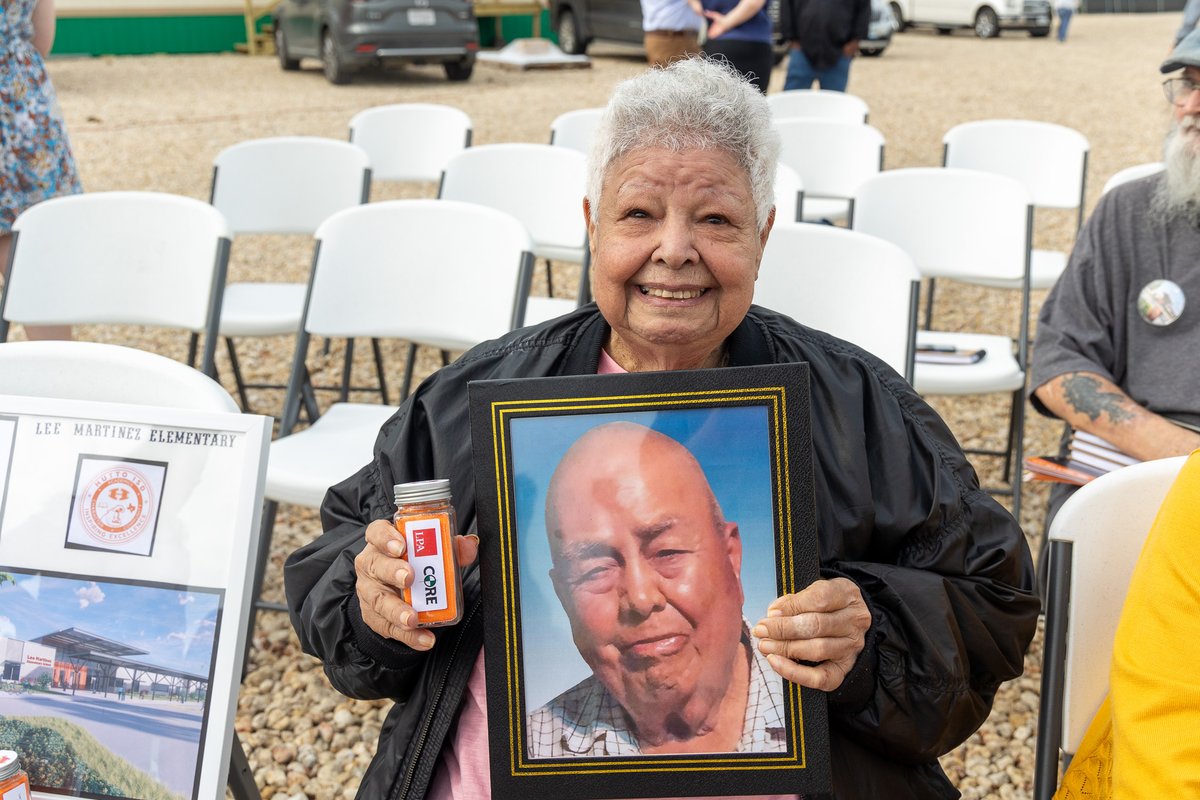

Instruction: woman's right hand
[355,519,480,651]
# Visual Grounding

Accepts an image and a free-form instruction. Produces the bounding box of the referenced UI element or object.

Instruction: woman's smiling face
[586,146,773,372]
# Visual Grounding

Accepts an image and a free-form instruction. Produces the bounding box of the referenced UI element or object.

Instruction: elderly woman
[285,57,1039,800]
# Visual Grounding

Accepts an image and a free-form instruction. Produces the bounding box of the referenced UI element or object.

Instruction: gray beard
[1151,116,1200,227]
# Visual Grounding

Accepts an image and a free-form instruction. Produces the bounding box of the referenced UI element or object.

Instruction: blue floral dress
[1,0,82,234]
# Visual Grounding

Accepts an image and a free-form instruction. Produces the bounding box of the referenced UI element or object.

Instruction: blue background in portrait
[510,405,779,712]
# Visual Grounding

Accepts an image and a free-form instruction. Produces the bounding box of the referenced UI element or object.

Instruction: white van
[889,0,1051,38]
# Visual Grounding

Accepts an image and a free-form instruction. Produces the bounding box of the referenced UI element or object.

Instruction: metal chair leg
[300,366,320,424]
[224,336,253,412]
[1010,388,1027,521]
[187,332,200,368]
[339,339,355,403]
[243,499,284,682]
[923,277,937,331]
[545,258,554,298]
[371,337,389,404]
[228,730,261,800]
[401,343,417,401]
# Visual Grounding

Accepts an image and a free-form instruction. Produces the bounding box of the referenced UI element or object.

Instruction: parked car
[274,0,479,85]
[859,0,895,56]
[888,0,1050,38]
[551,0,788,61]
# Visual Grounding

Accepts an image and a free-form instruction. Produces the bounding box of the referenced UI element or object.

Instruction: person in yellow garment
[1054,450,1200,799]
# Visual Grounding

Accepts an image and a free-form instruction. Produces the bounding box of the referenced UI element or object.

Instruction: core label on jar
[405,518,448,611]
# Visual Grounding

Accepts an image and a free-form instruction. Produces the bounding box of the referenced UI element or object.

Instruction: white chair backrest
[550,107,605,154]
[304,200,534,352]
[767,90,870,124]
[439,143,588,261]
[0,340,238,412]
[774,119,885,200]
[211,136,370,234]
[1101,161,1164,196]
[942,119,1089,210]
[756,225,919,380]
[349,103,472,183]
[773,163,805,225]
[852,168,1031,283]
[2,191,230,333]
[1050,456,1188,752]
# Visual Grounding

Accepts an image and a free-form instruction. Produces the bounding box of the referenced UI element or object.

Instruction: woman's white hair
[587,56,780,233]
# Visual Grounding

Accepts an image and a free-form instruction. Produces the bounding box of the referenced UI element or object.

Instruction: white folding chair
[209,136,371,412]
[259,199,534,610]
[549,107,605,154]
[774,118,885,224]
[348,103,473,184]
[1033,456,1188,800]
[0,340,237,412]
[941,119,1090,295]
[767,89,870,124]
[0,191,231,377]
[773,162,806,226]
[756,225,919,382]
[438,143,589,325]
[1101,161,1164,196]
[851,167,1033,516]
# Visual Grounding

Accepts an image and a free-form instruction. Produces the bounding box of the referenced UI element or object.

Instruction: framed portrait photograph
[468,364,830,800]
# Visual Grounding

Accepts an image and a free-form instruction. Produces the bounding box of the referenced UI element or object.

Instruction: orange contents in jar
[0,750,31,800]
[394,479,463,628]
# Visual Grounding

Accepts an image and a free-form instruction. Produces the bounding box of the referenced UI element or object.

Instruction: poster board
[468,364,830,800]
[0,394,271,800]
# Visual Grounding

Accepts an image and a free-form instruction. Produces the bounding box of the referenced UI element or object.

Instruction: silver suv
[274,0,479,85]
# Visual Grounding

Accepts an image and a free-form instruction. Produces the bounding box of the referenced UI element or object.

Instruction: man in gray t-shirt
[1030,31,1200,564]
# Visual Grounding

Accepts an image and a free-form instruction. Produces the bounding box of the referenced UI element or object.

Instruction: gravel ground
[26,13,1180,797]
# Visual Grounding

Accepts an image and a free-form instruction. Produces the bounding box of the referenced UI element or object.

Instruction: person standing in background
[0,0,81,341]
[688,0,774,93]
[779,0,869,92]
[1055,0,1078,42]
[640,0,703,67]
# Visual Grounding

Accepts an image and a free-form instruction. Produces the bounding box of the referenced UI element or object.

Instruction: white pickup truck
[889,0,1051,38]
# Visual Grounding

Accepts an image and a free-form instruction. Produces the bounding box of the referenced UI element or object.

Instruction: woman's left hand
[704,10,730,38]
[753,577,872,691]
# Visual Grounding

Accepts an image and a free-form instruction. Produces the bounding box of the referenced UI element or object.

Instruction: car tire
[275,22,301,71]
[322,28,352,85]
[889,2,906,31]
[974,6,999,38]
[1029,26,1050,36]
[860,46,885,56]
[444,58,474,81]
[556,8,585,55]
[936,26,953,34]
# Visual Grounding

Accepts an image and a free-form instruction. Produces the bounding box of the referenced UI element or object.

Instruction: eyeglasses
[1163,77,1200,105]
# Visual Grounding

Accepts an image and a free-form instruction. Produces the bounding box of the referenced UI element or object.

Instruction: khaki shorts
[643,30,701,67]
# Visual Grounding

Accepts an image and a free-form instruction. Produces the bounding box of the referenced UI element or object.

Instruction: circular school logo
[79,466,153,545]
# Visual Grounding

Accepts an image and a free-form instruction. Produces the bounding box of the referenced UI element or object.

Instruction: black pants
[703,39,774,94]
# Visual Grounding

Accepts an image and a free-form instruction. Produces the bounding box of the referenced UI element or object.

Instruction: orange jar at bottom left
[0,750,31,800]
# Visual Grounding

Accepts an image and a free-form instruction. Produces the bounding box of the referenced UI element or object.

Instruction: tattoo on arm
[1061,373,1136,424]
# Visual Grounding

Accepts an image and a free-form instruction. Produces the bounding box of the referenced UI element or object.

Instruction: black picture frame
[468,363,830,800]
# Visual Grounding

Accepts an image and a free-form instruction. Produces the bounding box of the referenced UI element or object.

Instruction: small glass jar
[0,750,31,800]
[393,479,463,628]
